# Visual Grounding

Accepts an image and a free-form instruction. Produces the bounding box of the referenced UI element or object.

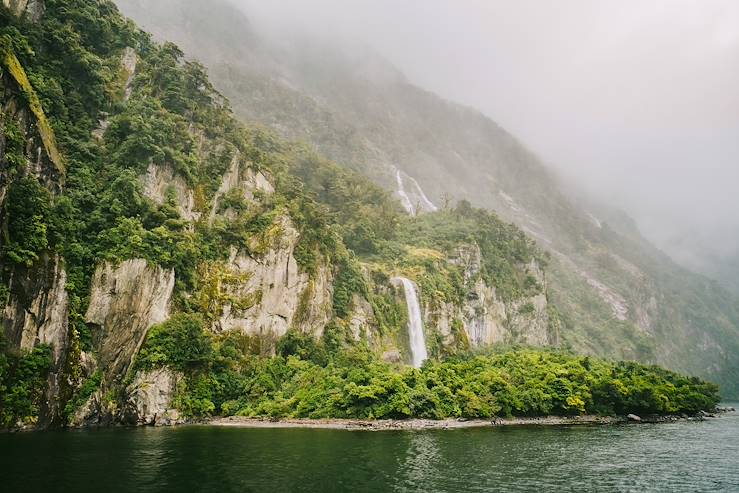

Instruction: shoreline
[4,408,732,433]
[205,408,735,431]
[206,414,643,431]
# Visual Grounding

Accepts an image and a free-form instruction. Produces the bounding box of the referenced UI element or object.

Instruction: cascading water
[395,169,416,215]
[408,175,438,212]
[393,277,428,368]
[394,167,438,216]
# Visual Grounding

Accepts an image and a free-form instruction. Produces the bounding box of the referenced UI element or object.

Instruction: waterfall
[408,175,438,212]
[394,168,438,216]
[393,277,428,368]
[395,169,416,215]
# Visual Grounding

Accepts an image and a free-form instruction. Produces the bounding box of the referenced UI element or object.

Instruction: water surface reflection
[2,407,738,492]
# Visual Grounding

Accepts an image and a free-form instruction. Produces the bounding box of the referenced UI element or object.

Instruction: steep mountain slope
[1,0,577,427]
[116,0,739,397]
[670,240,739,296]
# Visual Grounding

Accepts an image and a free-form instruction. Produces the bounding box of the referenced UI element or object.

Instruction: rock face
[3,0,31,18]
[124,368,182,426]
[427,245,550,349]
[214,216,332,344]
[2,254,68,360]
[121,47,137,101]
[1,253,68,425]
[349,294,375,342]
[141,163,200,222]
[507,259,550,346]
[1,0,43,23]
[86,259,175,383]
[382,349,402,363]
[204,151,325,346]
[208,150,274,223]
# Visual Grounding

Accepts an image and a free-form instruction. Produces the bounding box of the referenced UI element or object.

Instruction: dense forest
[115,0,739,399]
[0,0,723,429]
[129,316,720,421]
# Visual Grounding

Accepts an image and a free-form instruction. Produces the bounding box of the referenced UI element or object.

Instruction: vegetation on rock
[134,322,721,420]
[0,0,726,428]
[0,336,52,428]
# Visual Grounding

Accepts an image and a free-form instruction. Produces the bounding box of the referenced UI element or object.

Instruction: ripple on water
[1,407,738,493]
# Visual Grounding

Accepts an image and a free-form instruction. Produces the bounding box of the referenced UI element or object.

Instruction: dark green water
[2,407,738,492]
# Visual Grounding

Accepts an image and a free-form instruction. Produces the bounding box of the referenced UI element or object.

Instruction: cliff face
[1,0,43,21]
[426,252,549,349]
[123,367,182,426]
[3,0,706,430]
[0,1,67,427]
[217,238,333,341]
[86,259,175,384]
[111,0,739,396]
[1,254,67,426]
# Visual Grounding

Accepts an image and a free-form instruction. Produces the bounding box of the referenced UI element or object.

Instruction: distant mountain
[0,0,565,427]
[665,235,739,296]
[115,0,739,397]
[0,0,728,430]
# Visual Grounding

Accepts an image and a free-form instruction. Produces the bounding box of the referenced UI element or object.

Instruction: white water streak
[393,277,428,368]
[408,175,438,212]
[396,169,416,215]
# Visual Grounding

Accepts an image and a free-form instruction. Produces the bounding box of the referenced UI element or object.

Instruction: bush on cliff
[133,321,721,420]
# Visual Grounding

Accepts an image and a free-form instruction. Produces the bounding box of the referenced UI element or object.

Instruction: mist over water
[228,0,739,285]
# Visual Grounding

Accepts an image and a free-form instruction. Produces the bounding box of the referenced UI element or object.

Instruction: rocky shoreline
[207,415,619,431]
[4,407,734,432]
[204,408,734,431]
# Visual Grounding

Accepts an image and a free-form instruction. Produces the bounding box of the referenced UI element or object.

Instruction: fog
[229,0,739,273]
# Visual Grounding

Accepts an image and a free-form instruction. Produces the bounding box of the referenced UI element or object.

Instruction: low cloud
[230,0,739,265]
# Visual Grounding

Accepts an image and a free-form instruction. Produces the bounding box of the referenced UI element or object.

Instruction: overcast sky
[231,0,739,264]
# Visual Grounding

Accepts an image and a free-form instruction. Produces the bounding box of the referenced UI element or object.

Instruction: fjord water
[2,407,737,493]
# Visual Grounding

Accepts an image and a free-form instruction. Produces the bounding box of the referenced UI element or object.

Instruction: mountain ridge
[114,0,739,396]
[1,0,583,427]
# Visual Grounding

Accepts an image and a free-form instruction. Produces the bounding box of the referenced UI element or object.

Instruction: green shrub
[1,176,51,267]
[0,340,52,428]
[135,321,719,420]
[332,255,367,318]
[134,314,212,372]
[276,330,327,366]
[63,370,101,421]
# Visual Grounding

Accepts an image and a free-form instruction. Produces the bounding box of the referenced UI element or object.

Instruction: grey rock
[86,259,175,383]
[382,349,402,363]
[125,368,183,426]
[214,216,332,346]
[2,254,68,426]
[427,245,549,348]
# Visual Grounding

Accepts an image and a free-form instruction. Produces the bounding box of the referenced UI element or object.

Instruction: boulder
[125,368,183,426]
[382,349,402,363]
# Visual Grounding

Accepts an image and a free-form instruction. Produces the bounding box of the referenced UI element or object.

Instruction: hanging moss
[191,261,261,322]
[1,39,64,174]
[293,280,315,327]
